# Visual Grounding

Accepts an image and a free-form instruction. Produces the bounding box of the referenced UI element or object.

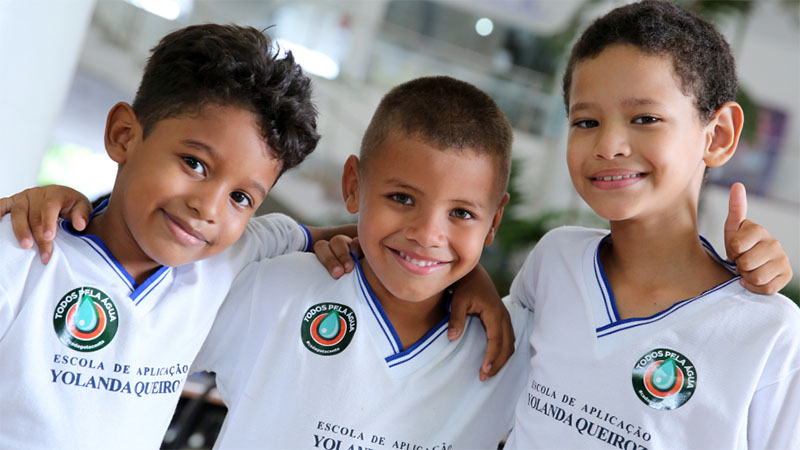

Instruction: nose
[593,123,631,160]
[405,210,446,248]
[187,183,227,224]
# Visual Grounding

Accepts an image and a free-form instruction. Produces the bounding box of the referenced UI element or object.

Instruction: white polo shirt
[192,252,532,449]
[0,203,311,450]
[505,226,800,450]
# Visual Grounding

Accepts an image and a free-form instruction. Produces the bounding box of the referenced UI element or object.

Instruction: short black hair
[132,23,319,174]
[563,0,737,123]
[360,76,513,192]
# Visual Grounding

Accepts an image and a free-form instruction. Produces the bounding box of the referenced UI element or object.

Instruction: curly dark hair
[132,24,319,174]
[360,76,513,192]
[562,0,737,123]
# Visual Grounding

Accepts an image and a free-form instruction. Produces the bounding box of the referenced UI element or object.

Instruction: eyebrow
[180,139,268,200]
[180,139,219,158]
[570,98,663,114]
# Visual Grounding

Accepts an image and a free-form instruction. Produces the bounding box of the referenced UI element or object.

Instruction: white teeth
[597,174,641,181]
[399,252,438,267]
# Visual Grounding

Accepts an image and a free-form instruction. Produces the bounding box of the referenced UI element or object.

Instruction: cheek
[565,145,582,174]
[217,216,251,249]
[454,227,488,262]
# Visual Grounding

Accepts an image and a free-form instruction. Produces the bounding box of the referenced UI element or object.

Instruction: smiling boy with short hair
[505,1,800,447]
[191,76,532,448]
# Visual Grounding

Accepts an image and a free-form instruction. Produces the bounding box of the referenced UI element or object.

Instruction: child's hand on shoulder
[449,265,515,382]
[313,234,360,279]
[724,183,792,294]
[0,185,91,264]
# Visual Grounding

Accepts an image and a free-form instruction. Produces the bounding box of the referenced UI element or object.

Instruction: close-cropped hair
[132,23,319,174]
[562,0,737,123]
[360,76,513,192]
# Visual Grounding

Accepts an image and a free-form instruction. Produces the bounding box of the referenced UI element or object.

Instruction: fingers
[68,199,91,231]
[724,182,747,260]
[9,193,34,249]
[0,196,13,217]
[348,236,363,259]
[28,195,68,264]
[728,218,793,295]
[478,306,515,382]
[329,235,355,274]
[726,219,767,261]
[736,240,792,295]
[313,235,357,279]
[739,271,792,295]
[447,289,467,341]
[479,318,501,382]
[28,202,54,264]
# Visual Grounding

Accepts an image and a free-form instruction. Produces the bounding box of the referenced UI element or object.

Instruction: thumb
[447,289,467,340]
[724,182,747,260]
[69,199,92,231]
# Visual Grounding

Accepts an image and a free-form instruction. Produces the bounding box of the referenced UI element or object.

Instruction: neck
[602,211,734,319]
[85,202,161,286]
[359,258,448,350]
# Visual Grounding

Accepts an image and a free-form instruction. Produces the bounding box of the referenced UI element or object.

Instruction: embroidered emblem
[53,287,119,352]
[632,348,696,410]
[300,303,357,355]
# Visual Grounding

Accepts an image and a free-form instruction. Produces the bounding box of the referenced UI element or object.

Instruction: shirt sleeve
[0,225,38,341]
[219,213,312,276]
[747,368,800,449]
[190,262,263,406]
[0,285,11,342]
[746,305,800,449]
[247,213,312,258]
[508,246,539,314]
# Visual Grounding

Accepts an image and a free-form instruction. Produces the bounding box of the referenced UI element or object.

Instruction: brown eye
[230,191,252,208]
[450,209,474,220]
[388,193,413,205]
[182,156,205,175]
[633,116,660,125]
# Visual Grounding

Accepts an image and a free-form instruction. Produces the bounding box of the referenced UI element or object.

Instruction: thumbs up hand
[724,183,792,295]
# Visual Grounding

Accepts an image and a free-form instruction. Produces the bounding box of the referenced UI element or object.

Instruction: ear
[483,192,510,247]
[341,155,361,214]
[703,101,744,168]
[104,102,141,164]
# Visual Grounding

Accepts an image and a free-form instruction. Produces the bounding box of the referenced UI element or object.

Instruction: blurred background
[0,0,798,446]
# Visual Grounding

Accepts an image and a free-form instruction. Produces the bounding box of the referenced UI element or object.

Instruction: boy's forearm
[306,224,357,245]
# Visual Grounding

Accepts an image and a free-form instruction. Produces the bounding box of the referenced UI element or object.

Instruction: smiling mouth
[162,210,208,246]
[591,173,645,181]
[398,251,443,267]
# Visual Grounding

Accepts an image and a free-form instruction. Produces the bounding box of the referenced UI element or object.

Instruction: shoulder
[724,290,800,351]
[524,225,607,272]
[732,292,800,385]
[503,296,533,342]
[0,219,37,265]
[730,290,800,324]
[537,225,608,250]
[244,213,307,246]
[234,252,331,293]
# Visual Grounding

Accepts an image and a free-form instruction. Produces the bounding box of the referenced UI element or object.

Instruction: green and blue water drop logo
[632,349,696,410]
[53,287,119,352]
[301,303,356,356]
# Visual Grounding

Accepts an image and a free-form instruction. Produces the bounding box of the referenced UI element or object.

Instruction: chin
[390,286,443,304]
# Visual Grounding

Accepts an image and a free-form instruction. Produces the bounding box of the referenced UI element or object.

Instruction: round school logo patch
[53,287,119,352]
[300,303,357,356]
[632,348,696,410]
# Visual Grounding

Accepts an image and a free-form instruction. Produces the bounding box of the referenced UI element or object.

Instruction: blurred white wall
[0,0,95,197]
